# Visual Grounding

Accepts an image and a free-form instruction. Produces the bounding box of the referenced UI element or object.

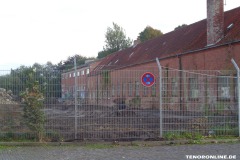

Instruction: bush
[20,71,45,142]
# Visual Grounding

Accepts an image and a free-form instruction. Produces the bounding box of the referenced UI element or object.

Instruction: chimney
[207,0,224,46]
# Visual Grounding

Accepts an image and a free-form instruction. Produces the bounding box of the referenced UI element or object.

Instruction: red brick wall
[181,43,240,70]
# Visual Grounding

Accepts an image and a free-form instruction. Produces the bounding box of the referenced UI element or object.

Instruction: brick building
[61,59,102,101]
[62,1,240,110]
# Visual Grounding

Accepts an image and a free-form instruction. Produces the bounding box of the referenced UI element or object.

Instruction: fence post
[74,57,78,139]
[231,58,240,137]
[156,58,163,138]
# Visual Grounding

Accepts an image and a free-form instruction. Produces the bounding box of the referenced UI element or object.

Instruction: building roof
[62,59,99,73]
[95,6,240,71]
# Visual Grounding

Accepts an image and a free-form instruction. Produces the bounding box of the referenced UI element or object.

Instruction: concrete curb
[0,138,239,147]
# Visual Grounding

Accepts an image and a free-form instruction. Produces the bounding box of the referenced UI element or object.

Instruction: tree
[174,24,188,30]
[20,69,45,142]
[138,26,163,43]
[97,50,112,59]
[97,22,132,58]
[0,62,62,100]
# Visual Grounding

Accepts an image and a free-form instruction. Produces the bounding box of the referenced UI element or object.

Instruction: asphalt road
[0,143,239,160]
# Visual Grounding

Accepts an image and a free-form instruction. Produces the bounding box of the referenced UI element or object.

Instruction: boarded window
[189,78,199,99]
[218,76,230,100]
[128,82,133,96]
[234,77,239,101]
[112,85,115,97]
[171,78,178,97]
[81,70,85,75]
[143,86,148,96]
[117,83,121,96]
[92,92,96,99]
[135,81,140,96]
[151,83,156,97]
[122,83,126,96]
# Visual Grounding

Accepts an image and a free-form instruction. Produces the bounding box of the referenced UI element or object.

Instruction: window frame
[171,78,178,97]
[128,82,133,97]
[188,77,199,101]
[217,76,231,101]
[135,81,140,96]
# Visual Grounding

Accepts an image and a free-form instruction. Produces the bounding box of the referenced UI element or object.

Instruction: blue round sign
[141,72,155,87]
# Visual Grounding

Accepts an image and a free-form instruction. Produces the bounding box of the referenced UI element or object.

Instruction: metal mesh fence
[161,69,238,137]
[61,66,160,141]
[0,64,239,141]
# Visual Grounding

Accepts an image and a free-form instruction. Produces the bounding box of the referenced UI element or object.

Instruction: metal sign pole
[74,57,78,140]
[156,58,163,138]
[231,58,240,137]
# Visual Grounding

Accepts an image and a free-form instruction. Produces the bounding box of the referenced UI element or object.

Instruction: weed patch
[84,143,114,149]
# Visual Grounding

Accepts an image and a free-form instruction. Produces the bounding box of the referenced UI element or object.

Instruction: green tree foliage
[97,22,132,58]
[0,54,94,102]
[97,50,112,59]
[174,24,188,30]
[20,70,45,142]
[138,26,163,43]
[0,63,62,99]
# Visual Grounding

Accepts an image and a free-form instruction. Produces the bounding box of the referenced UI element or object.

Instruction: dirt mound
[0,88,18,104]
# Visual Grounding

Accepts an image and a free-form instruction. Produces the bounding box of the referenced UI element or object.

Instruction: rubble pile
[0,88,18,104]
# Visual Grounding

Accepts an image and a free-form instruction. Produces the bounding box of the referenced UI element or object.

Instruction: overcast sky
[1,0,240,69]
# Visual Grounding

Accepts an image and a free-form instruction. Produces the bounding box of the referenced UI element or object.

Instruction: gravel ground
[0,143,239,160]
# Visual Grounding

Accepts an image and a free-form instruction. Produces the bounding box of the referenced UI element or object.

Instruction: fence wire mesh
[161,69,238,137]
[61,66,160,141]
[0,64,239,141]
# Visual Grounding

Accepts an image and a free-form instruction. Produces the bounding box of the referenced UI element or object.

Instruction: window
[218,76,230,100]
[103,90,107,98]
[112,85,115,97]
[135,81,140,96]
[162,78,167,97]
[117,83,121,96]
[128,82,133,96]
[234,77,239,101]
[89,92,92,99]
[143,86,148,96]
[69,73,72,78]
[73,73,75,77]
[86,69,90,74]
[92,92,96,99]
[77,71,80,76]
[189,78,199,99]
[81,70,85,75]
[152,83,156,97]
[122,83,126,96]
[129,52,134,58]
[171,78,178,96]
